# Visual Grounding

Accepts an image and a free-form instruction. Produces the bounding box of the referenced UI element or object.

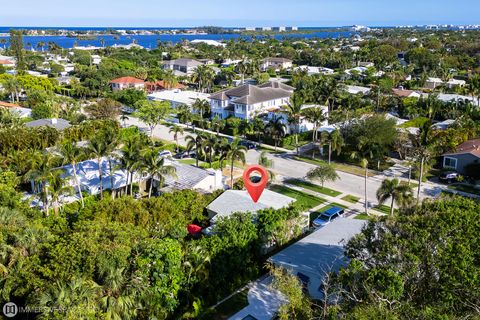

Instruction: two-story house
[162,58,203,76]
[209,81,294,120]
[260,57,293,72]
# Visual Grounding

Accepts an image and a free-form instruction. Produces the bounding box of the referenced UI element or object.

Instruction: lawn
[269,185,325,210]
[178,158,197,165]
[285,179,342,197]
[341,194,360,203]
[294,156,376,178]
[310,203,348,221]
[354,213,371,220]
[212,288,249,320]
[448,184,480,196]
[374,204,397,214]
[398,117,430,128]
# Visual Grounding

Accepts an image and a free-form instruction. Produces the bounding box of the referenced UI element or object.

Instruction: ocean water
[0,28,352,49]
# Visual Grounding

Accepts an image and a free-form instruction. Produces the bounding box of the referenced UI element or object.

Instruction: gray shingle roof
[209,81,293,105]
[163,58,203,68]
[25,118,71,130]
[208,189,295,222]
[162,162,215,190]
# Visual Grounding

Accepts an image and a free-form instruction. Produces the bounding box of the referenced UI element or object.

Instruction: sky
[1,0,479,27]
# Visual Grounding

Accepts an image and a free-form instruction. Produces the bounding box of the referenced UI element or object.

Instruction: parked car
[239,140,256,149]
[312,206,344,228]
[439,171,460,183]
[174,151,196,159]
[158,150,173,158]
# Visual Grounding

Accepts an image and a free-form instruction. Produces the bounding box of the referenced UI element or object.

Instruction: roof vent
[51,118,57,124]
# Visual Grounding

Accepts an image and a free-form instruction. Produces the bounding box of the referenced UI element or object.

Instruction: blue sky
[1,0,479,27]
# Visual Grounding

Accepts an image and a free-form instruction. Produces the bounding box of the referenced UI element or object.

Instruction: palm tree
[376,178,413,215]
[87,137,108,199]
[202,135,217,168]
[285,93,304,154]
[410,120,435,202]
[226,139,247,188]
[236,60,249,84]
[46,169,74,216]
[119,138,141,196]
[103,129,120,199]
[60,141,85,208]
[216,138,230,170]
[191,65,215,93]
[192,98,211,119]
[265,117,286,151]
[140,149,176,198]
[0,38,6,49]
[25,153,59,215]
[211,116,225,136]
[323,130,344,164]
[302,105,326,146]
[169,125,184,152]
[350,138,373,215]
[258,151,275,182]
[3,76,21,103]
[185,134,204,167]
[162,69,178,90]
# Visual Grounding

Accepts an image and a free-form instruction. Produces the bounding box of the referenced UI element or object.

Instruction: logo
[3,302,18,317]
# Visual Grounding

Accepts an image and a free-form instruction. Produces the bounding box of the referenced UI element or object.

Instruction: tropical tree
[410,120,435,202]
[202,135,217,168]
[25,153,59,215]
[46,169,74,216]
[192,98,211,119]
[211,116,225,136]
[302,105,326,145]
[169,125,184,152]
[177,104,194,126]
[185,134,204,167]
[135,100,171,137]
[60,141,85,208]
[226,139,247,188]
[265,117,286,151]
[306,163,339,188]
[376,178,413,215]
[120,114,129,127]
[103,128,120,199]
[87,136,109,199]
[118,137,141,196]
[140,149,176,198]
[191,65,215,92]
[258,151,275,182]
[284,93,304,155]
[324,129,344,164]
[350,138,373,215]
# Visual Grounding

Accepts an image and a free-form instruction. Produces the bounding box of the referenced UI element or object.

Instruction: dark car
[439,171,460,183]
[239,140,256,149]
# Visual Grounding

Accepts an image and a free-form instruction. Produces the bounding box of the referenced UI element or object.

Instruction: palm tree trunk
[44,185,50,216]
[98,158,103,199]
[328,142,332,164]
[364,167,369,215]
[130,172,134,196]
[230,158,234,188]
[109,159,115,200]
[417,156,424,203]
[148,176,153,198]
[72,164,84,208]
[390,196,395,215]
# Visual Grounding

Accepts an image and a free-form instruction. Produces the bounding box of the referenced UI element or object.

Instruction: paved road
[124,116,443,206]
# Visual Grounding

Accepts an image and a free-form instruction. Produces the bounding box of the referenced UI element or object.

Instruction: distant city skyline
[1,0,479,28]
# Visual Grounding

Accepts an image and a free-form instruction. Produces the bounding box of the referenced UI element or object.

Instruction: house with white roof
[437,93,479,106]
[25,118,71,131]
[148,90,210,110]
[425,77,443,89]
[162,58,203,76]
[260,57,293,72]
[293,66,334,75]
[446,78,466,89]
[209,81,294,120]
[159,160,223,193]
[344,85,371,95]
[190,39,226,47]
[206,189,295,222]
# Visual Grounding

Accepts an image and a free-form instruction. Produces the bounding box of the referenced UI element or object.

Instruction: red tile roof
[444,138,480,158]
[109,76,145,84]
[0,101,20,108]
[0,60,14,65]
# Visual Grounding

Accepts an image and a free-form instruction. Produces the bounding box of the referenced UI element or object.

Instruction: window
[443,157,457,169]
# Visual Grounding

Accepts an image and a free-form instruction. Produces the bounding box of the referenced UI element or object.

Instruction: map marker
[243,165,269,203]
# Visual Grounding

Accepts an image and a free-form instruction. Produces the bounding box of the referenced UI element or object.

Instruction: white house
[266,104,328,134]
[190,39,226,47]
[209,81,294,120]
[344,85,371,95]
[162,58,203,76]
[260,57,293,72]
[446,78,466,89]
[425,77,443,89]
[148,89,210,110]
[294,66,334,75]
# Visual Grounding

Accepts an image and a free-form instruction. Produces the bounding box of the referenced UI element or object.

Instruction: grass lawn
[285,179,342,197]
[294,156,376,178]
[310,203,348,221]
[178,158,197,165]
[448,184,480,196]
[398,117,430,128]
[354,213,371,220]
[269,185,325,210]
[212,289,249,320]
[374,204,397,215]
[341,194,360,203]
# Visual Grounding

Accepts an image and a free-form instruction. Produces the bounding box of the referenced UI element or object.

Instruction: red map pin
[243,165,269,203]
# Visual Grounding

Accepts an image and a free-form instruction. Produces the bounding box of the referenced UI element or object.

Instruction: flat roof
[147,90,210,106]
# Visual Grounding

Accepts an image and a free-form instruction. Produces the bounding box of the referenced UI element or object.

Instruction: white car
[158,150,173,158]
